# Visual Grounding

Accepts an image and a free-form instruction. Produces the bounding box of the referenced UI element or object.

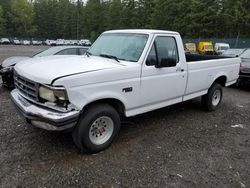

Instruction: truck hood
[2,56,30,67]
[14,55,125,84]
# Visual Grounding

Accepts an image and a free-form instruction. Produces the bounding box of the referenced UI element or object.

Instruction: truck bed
[185,53,231,62]
[183,57,241,101]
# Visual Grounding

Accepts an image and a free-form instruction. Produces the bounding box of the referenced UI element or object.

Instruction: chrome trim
[14,72,39,101]
[18,90,70,113]
[11,89,80,131]
[13,73,70,112]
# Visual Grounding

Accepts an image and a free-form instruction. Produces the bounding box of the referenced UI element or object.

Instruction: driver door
[140,35,187,107]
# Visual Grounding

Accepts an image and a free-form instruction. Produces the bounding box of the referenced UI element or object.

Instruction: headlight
[39,86,68,103]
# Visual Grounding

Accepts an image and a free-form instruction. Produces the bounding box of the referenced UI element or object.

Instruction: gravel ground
[0,45,249,188]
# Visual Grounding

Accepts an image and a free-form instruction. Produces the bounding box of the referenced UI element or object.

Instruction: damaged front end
[11,72,80,131]
[11,89,80,131]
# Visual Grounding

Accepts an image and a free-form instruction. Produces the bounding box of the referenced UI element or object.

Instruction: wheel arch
[212,75,227,87]
[82,98,126,116]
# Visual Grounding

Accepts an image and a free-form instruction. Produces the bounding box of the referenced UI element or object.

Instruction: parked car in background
[10,29,240,153]
[78,39,92,46]
[0,46,89,87]
[184,42,196,53]
[64,40,71,45]
[214,43,230,55]
[222,48,247,57]
[0,38,11,44]
[70,40,78,45]
[45,39,56,46]
[32,40,38,45]
[45,39,50,45]
[198,42,214,55]
[32,40,43,45]
[13,39,21,45]
[22,40,31,45]
[223,48,250,86]
[237,49,250,86]
[56,39,65,46]
[34,46,88,57]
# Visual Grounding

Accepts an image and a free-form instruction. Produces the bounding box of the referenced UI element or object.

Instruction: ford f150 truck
[11,30,240,153]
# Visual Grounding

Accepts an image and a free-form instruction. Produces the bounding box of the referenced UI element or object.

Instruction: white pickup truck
[11,29,240,153]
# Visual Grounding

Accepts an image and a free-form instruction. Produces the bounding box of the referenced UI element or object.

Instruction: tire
[72,104,120,153]
[201,83,223,111]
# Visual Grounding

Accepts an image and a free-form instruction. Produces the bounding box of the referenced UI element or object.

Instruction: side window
[79,48,88,55]
[56,48,78,55]
[146,36,179,66]
[146,44,157,66]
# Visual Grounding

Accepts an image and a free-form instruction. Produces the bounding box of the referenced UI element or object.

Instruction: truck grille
[14,73,39,101]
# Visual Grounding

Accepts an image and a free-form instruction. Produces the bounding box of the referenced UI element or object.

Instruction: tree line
[0,0,250,40]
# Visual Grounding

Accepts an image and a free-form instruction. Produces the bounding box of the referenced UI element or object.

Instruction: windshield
[240,49,250,59]
[186,44,196,48]
[223,49,245,57]
[204,45,213,50]
[88,33,148,62]
[220,46,229,51]
[33,47,62,57]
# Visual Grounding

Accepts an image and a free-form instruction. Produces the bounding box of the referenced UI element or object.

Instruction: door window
[79,48,88,55]
[146,36,179,66]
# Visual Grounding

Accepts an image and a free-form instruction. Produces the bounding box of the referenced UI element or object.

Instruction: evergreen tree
[0,5,5,35]
[1,0,250,39]
[10,0,36,37]
[120,0,137,28]
[83,0,104,39]
[105,0,123,30]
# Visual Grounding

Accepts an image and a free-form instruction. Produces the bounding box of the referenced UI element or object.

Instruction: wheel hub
[89,116,114,145]
[212,89,221,106]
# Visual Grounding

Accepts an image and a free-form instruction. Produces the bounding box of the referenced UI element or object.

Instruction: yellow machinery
[198,42,214,54]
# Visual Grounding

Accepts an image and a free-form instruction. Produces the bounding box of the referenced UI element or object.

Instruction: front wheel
[72,104,120,153]
[201,83,223,111]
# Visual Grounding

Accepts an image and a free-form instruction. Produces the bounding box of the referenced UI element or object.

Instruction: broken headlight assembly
[39,85,69,107]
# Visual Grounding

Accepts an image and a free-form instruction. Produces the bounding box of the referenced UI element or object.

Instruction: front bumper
[11,89,80,131]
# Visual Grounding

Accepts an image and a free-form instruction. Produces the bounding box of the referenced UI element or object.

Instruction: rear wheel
[202,83,223,111]
[72,104,120,153]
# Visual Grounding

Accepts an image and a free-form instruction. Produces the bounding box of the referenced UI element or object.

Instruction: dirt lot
[0,45,249,188]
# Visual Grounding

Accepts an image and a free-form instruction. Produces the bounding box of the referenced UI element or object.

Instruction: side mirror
[155,58,177,68]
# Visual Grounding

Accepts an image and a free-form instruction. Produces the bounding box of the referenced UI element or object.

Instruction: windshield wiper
[100,54,120,62]
[85,51,92,57]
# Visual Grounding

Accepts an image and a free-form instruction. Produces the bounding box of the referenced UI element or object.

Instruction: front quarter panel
[53,63,141,114]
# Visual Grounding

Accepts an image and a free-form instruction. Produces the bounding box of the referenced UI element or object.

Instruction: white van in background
[215,43,230,55]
